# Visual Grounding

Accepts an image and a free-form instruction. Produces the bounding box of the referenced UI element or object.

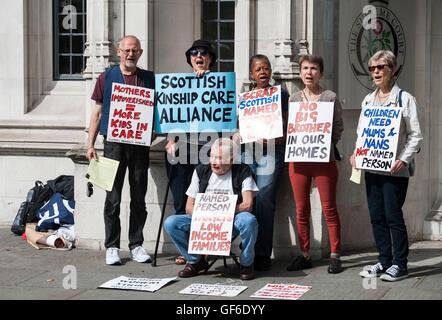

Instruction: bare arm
[86,103,102,161]
[235,190,254,213]
[185,196,195,215]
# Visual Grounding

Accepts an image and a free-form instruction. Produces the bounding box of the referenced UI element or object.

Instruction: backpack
[10,181,52,235]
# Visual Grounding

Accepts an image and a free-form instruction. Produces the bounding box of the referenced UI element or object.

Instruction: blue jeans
[242,144,285,258]
[164,211,258,267]
[365,172,409,269]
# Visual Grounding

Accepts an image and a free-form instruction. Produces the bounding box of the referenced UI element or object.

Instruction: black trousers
[103,140,149,250]
[365,172,409,269]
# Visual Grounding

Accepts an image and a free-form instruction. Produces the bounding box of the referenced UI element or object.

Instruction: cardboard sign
[355,105,402,172]
[188,193,237,256]
[237,85,283,143]
[285,101,334,162]
[154,72,237,133]
[106,83,154,146]
[251,283,312,300]
[179,283,247,297]
[98,276,176,292]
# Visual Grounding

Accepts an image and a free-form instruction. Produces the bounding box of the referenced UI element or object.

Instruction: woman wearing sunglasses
[350,50,423,281]
[164,40,216,266]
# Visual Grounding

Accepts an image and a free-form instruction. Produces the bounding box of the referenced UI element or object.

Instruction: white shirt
[186,170,259,198]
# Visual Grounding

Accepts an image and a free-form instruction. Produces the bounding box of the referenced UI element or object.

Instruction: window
[53,0,87,80]
[202,0,235,72]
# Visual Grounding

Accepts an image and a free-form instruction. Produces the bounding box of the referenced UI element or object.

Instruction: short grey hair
[368,50,397,71]
[117,35,141,49]
[210,138,237,163]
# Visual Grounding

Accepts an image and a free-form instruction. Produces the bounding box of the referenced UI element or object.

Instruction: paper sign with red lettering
[285,101,334,162]
[188,193,237,256]
[251,283,312,300]
[355,105,402,172]
[106,83,155,146]
[237,85,283,144]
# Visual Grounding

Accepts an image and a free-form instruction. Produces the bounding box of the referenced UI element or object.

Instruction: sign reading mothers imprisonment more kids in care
[106,83,155,146]
[238,85,283,144]
[188,193,237,256]
[285,101,334,162]
[154,72,237,133]
[355,105,402,172]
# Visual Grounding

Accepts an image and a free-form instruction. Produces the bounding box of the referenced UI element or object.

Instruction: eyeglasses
[368,64,392,72]
[189,49,209,57]
[119,48,141,55]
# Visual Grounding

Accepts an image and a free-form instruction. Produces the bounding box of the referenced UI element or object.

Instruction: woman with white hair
[350,50,423,281]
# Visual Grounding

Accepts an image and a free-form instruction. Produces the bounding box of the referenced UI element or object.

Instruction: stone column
[235,0,255,93]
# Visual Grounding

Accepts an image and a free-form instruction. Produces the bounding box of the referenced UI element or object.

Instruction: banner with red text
[237,85,283,144]
[285,101,334,162]
[355,105,402,172]
[106,83,155,146]
[188,193,237,256]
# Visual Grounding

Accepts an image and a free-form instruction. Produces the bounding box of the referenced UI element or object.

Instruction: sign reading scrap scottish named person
[355,105,402,172]
[188,193,237,256]
[154,72,237,133]
[285,101,334,162]
[237,85,283,144]
[106,83,155,146]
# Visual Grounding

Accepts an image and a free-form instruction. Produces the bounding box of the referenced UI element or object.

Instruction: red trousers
[288,161,341,255]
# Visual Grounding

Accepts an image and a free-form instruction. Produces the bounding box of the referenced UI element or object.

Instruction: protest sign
[179,283,247,297]
[98,276,176,292]
[188,193,237,256]
[237,85,283,143]
[285,101,334,162]
[251,283,312,300]
[106,83,154,146]
[154,72,237,133]
[355,105,402,172]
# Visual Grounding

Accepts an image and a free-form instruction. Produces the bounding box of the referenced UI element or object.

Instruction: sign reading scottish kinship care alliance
[106,83,155,146]
[188,193,237,256]
[154,72,237,133]
[285,101,334,162]
[355,105,402,172]
[237,85,283,144]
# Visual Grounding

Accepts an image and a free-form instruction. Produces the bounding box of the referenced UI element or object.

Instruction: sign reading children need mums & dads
[154,72,237,133]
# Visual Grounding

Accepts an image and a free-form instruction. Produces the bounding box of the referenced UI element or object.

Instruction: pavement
[1,227,441,303]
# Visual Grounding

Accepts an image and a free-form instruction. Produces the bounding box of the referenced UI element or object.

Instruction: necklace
[376,90,391,106]
[302,88,322,102]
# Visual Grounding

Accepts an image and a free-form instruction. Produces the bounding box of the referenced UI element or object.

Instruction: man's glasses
[120,48,141,55]
[368,64,391,72]
[189,49,209,57]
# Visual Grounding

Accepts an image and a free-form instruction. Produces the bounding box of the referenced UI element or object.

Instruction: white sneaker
[129,246,152,263]
[359,262,386,278]
[106,247,122,265]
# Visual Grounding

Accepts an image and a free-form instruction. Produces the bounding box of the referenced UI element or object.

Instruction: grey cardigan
[290,90,344,161]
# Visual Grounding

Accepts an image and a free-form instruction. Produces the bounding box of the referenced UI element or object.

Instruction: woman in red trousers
[287,55,344,274]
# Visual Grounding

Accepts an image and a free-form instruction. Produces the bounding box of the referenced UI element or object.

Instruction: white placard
[179,283,248,297]
[355,105,402,172]
[237,85,283,144]
[251,283,312,300]
[285,101,334,162]
[188,193,237,256]
[98,276,176,292]
[106,83,155,146]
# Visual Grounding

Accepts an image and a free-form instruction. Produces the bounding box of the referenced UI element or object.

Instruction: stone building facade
[1,0,441,258]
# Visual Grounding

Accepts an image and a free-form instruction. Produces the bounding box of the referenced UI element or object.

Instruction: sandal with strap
[175,255,186,265]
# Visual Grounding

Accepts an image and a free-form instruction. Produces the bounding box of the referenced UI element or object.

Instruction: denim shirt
[356,84,423,177]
